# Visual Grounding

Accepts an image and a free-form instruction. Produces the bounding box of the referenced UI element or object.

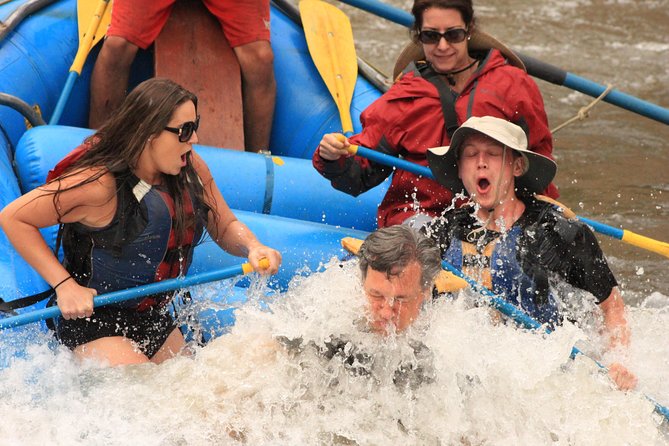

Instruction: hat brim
[427,128,557,196]
[393,29,526,80]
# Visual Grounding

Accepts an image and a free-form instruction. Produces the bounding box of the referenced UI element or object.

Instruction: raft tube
[0,0,383,160]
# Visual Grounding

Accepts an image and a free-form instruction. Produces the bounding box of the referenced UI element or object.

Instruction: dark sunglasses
[164,115,200,142]
[418,28,468,45]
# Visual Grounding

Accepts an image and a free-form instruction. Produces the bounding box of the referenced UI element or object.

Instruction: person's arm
[599,287,630,348]
[312,134,395,197]
[519,211,637,390]
[0,169,114,319]
[312,91,407,196]
[563,221,637,390]
[599,287,637,390]
[192,152,281,274]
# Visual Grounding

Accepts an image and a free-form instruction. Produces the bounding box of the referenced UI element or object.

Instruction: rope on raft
[551,84,614,133]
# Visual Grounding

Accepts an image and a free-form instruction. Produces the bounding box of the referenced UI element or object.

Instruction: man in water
[277,225,442,390]
[358,225,442,335]
[425,115,636,390]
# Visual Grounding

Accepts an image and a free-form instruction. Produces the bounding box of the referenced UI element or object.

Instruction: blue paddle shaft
[338,0,412,26]
[355,145,433,178]
[0,263,248,330]
[442,257,669,421]
[440,260,544,332]
[50,71,78,125]
[576,215,624,240]
[337,0,669,125]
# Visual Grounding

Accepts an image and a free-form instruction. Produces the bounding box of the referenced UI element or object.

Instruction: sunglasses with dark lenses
[164,115,200,142]
[418,28,468,45]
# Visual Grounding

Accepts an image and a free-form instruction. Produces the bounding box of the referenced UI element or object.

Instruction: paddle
[49,0,112,125]
[537,195,669,259]
[0,259,269,331]
[299,0,358,135]
[343,139,669,259]
[439,257,669,422]
[334,0,669,126]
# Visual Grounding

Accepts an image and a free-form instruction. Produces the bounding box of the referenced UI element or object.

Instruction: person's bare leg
[233,40,275,152]
[89,36,139,129]
[150,328,188,364]
[74,336,149,366]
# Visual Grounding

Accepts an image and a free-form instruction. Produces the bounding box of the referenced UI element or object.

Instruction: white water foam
[0,258,667,445]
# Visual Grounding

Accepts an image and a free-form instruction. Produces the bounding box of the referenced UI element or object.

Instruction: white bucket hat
[427,116,557,195]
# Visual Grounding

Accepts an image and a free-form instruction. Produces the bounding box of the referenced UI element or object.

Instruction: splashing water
[0,258,667,445]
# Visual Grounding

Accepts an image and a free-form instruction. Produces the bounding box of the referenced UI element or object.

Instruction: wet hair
[359,225,441,291]
[410,0,477,41]
[52,77,213,245]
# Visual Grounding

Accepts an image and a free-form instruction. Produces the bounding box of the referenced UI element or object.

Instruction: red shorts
[107,0,271,49]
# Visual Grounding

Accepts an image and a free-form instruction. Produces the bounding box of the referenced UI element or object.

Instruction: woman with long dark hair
[0,78,281,366]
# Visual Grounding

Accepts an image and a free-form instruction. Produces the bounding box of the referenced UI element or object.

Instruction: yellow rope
[551,84,615,134]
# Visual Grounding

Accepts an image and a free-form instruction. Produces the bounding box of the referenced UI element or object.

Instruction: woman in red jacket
[313,0,558,228]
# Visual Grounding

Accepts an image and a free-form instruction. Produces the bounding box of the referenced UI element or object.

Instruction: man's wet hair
[359,225,441,291]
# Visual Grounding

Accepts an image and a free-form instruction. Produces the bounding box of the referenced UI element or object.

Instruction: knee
[236,42,274,82]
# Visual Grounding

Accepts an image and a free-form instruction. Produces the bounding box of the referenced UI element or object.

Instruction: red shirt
[313,49,559,228]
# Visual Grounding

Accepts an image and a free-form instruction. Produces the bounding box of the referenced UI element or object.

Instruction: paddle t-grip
[334,133,359,155]
[243,257,271,274]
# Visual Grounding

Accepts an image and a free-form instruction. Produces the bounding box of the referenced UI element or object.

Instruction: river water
[1,1,668,444]
[1,260,669,444]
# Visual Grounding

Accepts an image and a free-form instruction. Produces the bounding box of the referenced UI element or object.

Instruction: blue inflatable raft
[0,0,386,339]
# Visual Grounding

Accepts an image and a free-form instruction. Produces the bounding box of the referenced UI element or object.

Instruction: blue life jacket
[62,173,205,310]
[444,225,560,326]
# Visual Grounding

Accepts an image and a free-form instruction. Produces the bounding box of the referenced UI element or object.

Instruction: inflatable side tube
[0,0,80,159]
[189,209,368,290]
[0,141,47,303]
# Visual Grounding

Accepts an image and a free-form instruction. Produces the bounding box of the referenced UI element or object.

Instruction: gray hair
[359,225,441,291]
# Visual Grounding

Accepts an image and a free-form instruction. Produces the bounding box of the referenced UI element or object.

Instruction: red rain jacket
[313,49,559,228]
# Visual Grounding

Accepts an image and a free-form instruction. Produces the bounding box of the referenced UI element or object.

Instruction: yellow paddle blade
[434,270,468,293]
[299,0,357,134]
[70,0,112,74]
[341,236,364,254]
[78,0,112,47]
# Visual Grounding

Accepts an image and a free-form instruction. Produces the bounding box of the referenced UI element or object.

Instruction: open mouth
[477,178,491,194]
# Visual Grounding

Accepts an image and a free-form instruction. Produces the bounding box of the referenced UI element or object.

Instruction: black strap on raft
[415,61,459,139]
[0,289,54,316]
[0,223,66,315]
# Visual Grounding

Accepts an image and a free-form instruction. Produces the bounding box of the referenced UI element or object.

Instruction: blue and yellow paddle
[0,259,269,331]
[50,0,112,125]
